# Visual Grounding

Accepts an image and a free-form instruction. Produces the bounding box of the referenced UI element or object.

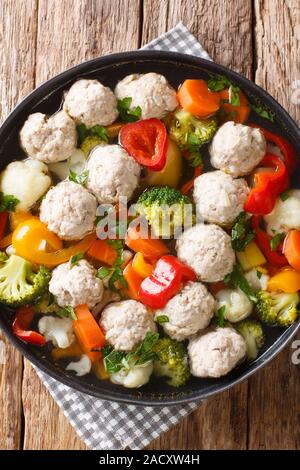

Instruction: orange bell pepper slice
[132,252,154,278]
[177,79,221,118]
[267,267,300,293]
[87,239,118,266]
[73,304,106,362]
[283,229,300,272]
[10,211,33,230]
[125,226,169,263]
[123,260,144,300]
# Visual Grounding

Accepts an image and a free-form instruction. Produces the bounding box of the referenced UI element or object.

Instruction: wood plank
[0,0,38,450]
[248,0,300,449]
[22,0,141,450]
[142,0,253,450]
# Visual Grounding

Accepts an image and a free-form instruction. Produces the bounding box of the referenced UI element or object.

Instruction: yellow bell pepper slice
[267,267,300,293]
[132,252,154,278]
[236,241,266,271]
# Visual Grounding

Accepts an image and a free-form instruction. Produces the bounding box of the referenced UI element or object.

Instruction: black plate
[0,51,299,406]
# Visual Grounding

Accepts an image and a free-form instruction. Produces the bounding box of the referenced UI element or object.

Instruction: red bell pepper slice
[250,124,297,174]
[0,211,8,240]
[120,118,167,171]
[251,216,287,267]
[244,153,289,215]
[139,255,196,309]
[12,306,46,346]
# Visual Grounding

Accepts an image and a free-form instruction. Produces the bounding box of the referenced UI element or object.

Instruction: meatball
[40,180,97,240]
[100,300,156,351]
[86,145,140,204]
[176,224,235,282]
[63,79,118,127]
[264,190,300,235]
[49,260,104,308]
[155,281,215,341]
[210,121,266,177]
[188,327,246,378]
[114,73,177,120]
[20,111,77,163]
[194,170,249,226]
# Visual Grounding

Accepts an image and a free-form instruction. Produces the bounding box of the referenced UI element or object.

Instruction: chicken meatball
[63,79,118,127]
[194,170,249,226]
[20,111,77,163]
[40,180,97,240]
[176,224,235,282]
[49,260,104,308]
[188,327,246,378]
[86,145,140,204]
[210,121,266,177]
[114,73,177,120]
[155,281,215,341]
[100,300,156,351]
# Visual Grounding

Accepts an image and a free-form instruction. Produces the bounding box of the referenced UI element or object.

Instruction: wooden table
[0,0,300,450]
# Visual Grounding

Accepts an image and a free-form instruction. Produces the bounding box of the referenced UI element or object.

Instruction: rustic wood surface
[0,0,299,450]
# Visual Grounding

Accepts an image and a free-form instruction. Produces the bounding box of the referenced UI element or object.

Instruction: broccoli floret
[235,319,265,361]
[80,136,104,156]
[34,294,60,314]
[0,253,51,307]
[135,186,195,237]
[256,291,299,327]
[167,108,218,152]
[153,337,191,387]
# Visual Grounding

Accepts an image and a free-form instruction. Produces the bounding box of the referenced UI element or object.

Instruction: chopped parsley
[69,169,89,186]
[57,304,77,321]
[70,252,84,267]
[207,73,240,106]
[280,191,290,202]
[270,232,285,251]
[215,305,226,327]
[250,102,275,122]
[231,212,255,251]
[76,123,108,145]
[156,315,169,324]
[117,97,142,123]
[0,192,20,212]
[224,264,257,303]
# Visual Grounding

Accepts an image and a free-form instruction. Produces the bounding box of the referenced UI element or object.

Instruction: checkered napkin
[35,22,210,451]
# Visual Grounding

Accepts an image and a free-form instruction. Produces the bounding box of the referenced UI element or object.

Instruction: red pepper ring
[120,118,167,171]
[244,153,289,215]
[139,255,197,309]
[250,216,288,267]
[249,124,297,174]
[12,306,46,346]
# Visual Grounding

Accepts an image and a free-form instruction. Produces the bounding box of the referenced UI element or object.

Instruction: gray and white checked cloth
[35,22,210,451]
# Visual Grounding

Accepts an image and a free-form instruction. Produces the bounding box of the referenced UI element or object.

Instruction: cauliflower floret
[100,300,156,351]
[38,316,74,349]
[20,111,77,163]
[216,288,253,323]
[194,170,249,226]
[64,79,118,127]
[176,224,235,282]
[188,327,246,378]
[66,355,92,377]
[48,149,86,181]
[244,268,269,292]
[86,145,140,204]
[39,180,97,240]
[155,281,215,341]
[0,159,51,211]
[110,361,153,388]
[49,259,104,308]
[264,190,300,235]
[115,73,178,120]
[210,122,266,177]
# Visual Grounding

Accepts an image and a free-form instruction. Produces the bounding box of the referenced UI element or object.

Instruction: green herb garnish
[96,266,111,279]
[69,169,89,185]
[215,305,226,327]
[156,315,169,324]
[270,232,285,251]
[257,270,263,280]
[224,264,257,303]
[57,304,77,320]
[70,252,84,267]
[207,74,240,106]
[76,124,88,145]
[97,239,128,292]
[0,192,20,212]
[117,97,142,123]
[231,212,255,251]
[250,102,275,122]
[280,191,290,202]
[90,124,109,143]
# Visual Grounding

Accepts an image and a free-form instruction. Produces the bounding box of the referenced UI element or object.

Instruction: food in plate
[0,71,299,390]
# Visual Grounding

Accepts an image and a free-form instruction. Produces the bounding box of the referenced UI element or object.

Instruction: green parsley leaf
[97,266,112,279]
[76,124,88,145]
[224,264,257,303]
[250,102,275,122]
[70,252,84,267]
[256,270,263,279]
[215,305,226,327]
[57,305,77,320]
[117,97,142,123]
[231,212,255,251]
[69,169,89,186]
[229,84,240,106]
[207,73,240,106]
[270,232,285,251]
[90,124,109,143]
[156,315,169,324]
[103,348,127,374]
[280,191,290,202]
[0,192,20,212]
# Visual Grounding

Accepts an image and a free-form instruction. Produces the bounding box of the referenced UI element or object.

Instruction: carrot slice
[123,260,144,300]
[283,230,300,272]
[219,88,250,124]
[51,342,83,360]
[73,304,106,362]
[177,79,221,118]
[87,239,117,266]
[106,122,125,139]
[125,226,169,263]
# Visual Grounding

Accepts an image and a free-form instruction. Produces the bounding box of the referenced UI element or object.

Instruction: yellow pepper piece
[132,252,154,279]
[10,211,33,230]
[236,241,266,271]
[267,267,300,293]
